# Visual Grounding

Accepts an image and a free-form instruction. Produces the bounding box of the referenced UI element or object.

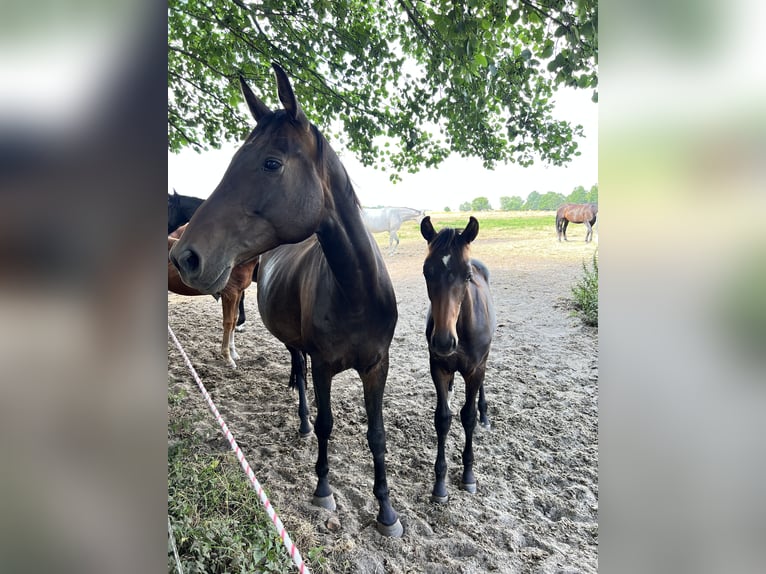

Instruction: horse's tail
[555,213,562,236]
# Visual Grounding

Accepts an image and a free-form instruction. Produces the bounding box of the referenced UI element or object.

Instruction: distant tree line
[456,184,598,212]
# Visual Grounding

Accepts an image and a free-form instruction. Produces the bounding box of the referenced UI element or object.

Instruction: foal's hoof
[311,493,336,512]
[376,518,404,538]
[460,481,477,494]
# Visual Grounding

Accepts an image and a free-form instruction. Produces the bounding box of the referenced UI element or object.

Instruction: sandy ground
[168,217,598,573]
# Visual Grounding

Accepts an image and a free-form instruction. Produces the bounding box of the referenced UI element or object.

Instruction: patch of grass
[572,251,598,327]
[168,386,324,573]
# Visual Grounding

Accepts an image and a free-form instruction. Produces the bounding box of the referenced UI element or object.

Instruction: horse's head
[167,190,180,234]
[421,216,479,357]
[170,64,328,294]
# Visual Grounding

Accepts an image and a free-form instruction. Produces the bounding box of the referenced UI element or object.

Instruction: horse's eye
[466,272,473,282]
[263,159,282,172]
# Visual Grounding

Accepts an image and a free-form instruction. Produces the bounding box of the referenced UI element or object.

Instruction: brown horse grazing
[168,224,258,369]
[556,203,598,242]
[421,216,496,503]
[169,64,403,537]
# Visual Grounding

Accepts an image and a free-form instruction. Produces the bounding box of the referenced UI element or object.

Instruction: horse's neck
[315,157,389,303]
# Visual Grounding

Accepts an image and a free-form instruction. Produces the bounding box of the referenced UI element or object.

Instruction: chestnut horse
[169,64,402,537]
[168,224,257,369]
[556,202,598,242]
[421,216,496,503]
[169,190,249,331]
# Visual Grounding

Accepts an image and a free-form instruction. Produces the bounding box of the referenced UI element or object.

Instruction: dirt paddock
[168,214,598,573]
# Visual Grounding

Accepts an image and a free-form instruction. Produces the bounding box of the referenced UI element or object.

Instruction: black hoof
[376,518,404,537]
[311,493,336,512]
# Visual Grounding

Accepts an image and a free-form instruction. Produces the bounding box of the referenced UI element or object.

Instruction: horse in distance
[556,203,598,243]
[169,63,403,537]
[421,215,496,503]
[362,206,425,254]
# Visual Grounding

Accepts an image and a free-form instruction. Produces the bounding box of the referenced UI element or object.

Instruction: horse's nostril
[174,248,200,276]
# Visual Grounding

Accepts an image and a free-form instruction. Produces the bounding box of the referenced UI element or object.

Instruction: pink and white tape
[168,324,311,574]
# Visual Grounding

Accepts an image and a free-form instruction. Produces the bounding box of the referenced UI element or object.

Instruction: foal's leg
[220,292,238,368]
[477,382,490,430]
[360,353,403,536]
[430,361,454,503]
[288,347,312,436]
[310,361,336,511]
[459,364,487,494]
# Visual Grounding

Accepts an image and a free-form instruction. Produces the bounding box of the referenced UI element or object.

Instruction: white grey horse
[362,206,426,254]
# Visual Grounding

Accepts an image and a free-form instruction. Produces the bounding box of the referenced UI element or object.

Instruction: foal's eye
[263,159,282,172]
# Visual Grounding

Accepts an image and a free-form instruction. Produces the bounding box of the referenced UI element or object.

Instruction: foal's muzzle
[430,331,458,357]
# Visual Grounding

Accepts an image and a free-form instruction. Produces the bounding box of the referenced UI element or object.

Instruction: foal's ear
[461,217,479,244]
[272,62,309,129]
[239,75,271,122]
[421,216,436,242]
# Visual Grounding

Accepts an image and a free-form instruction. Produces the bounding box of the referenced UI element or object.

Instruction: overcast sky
[168,85,597,212]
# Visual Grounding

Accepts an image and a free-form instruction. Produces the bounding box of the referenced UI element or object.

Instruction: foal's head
[421,216,479,357]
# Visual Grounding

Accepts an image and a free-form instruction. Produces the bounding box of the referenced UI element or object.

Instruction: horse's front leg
[460,364,487,494]
[310,362,335,511]
[360,353,403,537]
[584,220,593,242]
[288,347,312,437]
[430,360,453,503]
[220,292,238,368]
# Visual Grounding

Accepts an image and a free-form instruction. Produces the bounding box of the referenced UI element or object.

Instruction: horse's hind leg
[477,382,490,430]
[288,347,312,436]
[562,220,569,241]
[360,354,403,536]
[235,291,246,332]
[430,361,454,503]
[459,365,487,494]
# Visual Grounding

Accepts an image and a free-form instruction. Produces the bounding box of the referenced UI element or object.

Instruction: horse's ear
[272,62,309,129]
[461,217,479,244]
[172,188,178,196]
[421,216,436,242]
[239,75,271,122]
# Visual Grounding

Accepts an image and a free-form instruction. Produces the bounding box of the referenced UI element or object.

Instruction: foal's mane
[428,228,465,255]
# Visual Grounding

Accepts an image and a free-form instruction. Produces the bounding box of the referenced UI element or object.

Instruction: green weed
[572,251,598,327]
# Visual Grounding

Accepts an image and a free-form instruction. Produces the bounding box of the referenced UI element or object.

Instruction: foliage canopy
[169,0,597,179]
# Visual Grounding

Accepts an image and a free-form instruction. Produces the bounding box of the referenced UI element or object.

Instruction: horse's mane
[311,123,361,209]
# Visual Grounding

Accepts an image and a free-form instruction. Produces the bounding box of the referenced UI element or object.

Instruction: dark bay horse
[168,189,203,235]
[168,224,257,369]
[362,206,425,254]
[168,189,248,330]
[169,64,403,537]
[556,202,598,242]
[421,216,496,503]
